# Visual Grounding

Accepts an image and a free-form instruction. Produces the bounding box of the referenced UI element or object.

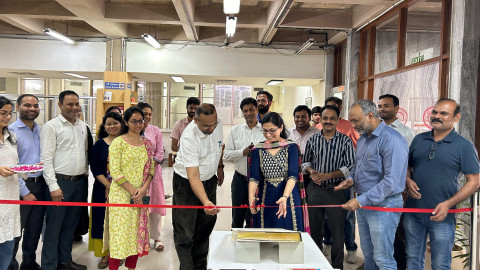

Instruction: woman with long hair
[105,107,154,270]
[137,102,166,252]
[88,112,123,269]
[248,112,309,232]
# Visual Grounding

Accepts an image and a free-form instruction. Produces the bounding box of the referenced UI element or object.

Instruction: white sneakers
[322,244,332,257]
[345,250,358,264]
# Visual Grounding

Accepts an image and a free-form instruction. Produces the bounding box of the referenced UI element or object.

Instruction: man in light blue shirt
[336,99,408,270]
[8,94,44,270]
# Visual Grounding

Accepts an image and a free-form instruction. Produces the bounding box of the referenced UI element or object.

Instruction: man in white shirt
[224,97,265,228]
[287,105,321,155]
[378,94,415,146]
[172,103,224,270]
[40,91,88,270]
[378,93,415,270]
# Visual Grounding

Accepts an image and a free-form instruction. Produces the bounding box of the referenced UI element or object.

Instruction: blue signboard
[105,82,125,90]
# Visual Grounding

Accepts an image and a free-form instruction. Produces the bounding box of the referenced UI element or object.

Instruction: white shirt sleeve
[180,135,200,168]
[224,128,243,161]
[40,122,59,192]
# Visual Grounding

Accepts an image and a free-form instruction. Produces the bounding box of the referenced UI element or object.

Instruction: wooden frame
[357,0,451,101]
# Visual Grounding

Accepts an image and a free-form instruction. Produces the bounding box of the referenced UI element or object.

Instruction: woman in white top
[0,96,25,269]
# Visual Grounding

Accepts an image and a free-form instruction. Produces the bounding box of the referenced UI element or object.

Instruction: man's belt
[25,176,44,183]
[234,171,247,179]
[55,174,85,181]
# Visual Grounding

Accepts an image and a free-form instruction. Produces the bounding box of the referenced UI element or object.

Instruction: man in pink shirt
[170,97,200,152]
[316,97,359,148]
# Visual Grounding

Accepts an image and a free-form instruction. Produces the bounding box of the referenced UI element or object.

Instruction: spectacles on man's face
[129,119,145,125]
[428,142,439,160]
[262,128,279,135]
[0,110,15,118]
[199,119,219,129]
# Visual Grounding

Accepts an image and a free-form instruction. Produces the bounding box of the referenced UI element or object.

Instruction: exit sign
[412,55,424,64]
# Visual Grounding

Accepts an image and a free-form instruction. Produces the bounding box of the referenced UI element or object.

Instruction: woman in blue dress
[248,112,308,232]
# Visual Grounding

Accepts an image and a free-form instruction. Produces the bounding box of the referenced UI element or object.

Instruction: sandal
[98,256,109,269]
[165,194,172,200]
[154,241,164,251]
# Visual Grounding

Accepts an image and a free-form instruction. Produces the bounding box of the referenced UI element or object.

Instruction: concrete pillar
[106,39,124,72]
[324,47,335,99]
[449,0,480,143]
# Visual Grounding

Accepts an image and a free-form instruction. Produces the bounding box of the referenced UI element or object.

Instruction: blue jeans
[403,213,455,270]
[0,239,15,270]
[324,187,358,251]
[357,194,402,270]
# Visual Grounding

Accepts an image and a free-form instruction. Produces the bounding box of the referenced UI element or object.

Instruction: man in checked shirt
[302,105,355,270]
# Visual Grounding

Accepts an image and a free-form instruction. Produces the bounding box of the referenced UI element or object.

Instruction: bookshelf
[96,71,138,131]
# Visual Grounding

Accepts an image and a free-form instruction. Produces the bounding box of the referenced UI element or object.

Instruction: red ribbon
[0,200,472,213]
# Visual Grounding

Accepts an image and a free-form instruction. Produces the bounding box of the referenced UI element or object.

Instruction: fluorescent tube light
[142,33,161,49]
[226,16,237,37]
[171,76,185,83]
[295,38,314,55]
[224,0,240,14]
[267,80,283,86]
[43,28,75,45]
[64,72,88,79]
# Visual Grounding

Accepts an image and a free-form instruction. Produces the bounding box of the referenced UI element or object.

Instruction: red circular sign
[397,108,408,124]
[423,106,433,130]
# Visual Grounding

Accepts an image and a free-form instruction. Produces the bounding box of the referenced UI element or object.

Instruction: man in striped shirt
[303,105,356,270]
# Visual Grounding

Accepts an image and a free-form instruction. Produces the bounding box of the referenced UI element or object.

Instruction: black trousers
[172,172,217,270]
[307,183,346,270]
[8,179,47,270]
[231,171,251,228]
[41,176,88,270]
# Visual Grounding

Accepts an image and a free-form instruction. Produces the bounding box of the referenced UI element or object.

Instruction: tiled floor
[15,161,364,269]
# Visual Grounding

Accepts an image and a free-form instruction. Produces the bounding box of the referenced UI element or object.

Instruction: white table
[207,231,335,270]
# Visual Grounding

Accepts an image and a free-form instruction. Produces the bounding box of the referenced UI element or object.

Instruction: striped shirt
[302,131,356,188]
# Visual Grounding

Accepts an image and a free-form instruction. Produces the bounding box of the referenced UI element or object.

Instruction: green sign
[412,55,424,64]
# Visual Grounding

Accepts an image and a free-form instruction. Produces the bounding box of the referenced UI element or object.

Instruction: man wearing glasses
[172,103,224,270]
[404,98,480,269]
[256,90,273,123]
[40,90,89,270]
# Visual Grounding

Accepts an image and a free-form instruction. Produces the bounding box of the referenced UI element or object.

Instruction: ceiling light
[295,38,315,55]
[224,0,240,14]
[267,80,283,86]
[171,76,185,83]
[64,72,88,79]
[43,28,75,45]
[141,33,161,49]
[226,16,237,37]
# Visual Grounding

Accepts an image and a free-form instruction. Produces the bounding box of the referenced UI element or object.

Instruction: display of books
[231,228,302,243]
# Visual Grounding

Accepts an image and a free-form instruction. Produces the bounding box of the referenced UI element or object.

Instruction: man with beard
[40,90,89,270]
[171,97,200,152]
[311,106,322,127]
[378,94,414,146]
[302,105,355,270]
[224,97,265,228]
[316,97,359,147]
[377,94,414,270]
[8,94,43,270]
[256,90,273,123]
[172,103,224,269]
[404,99,479,270]
[336,100,408,270]
[287,105,320,155]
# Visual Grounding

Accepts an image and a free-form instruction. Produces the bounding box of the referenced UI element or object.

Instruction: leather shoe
[20,262,41,270]
[56,261,87,270]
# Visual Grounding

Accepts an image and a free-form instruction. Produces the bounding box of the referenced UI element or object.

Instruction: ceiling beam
[352,4,388,29]
[171,0,198,41]
[259,0,294,44]
[0,16,44,34]
[55,0,127,37]
[280,10,352,30]
[105,2,180,25]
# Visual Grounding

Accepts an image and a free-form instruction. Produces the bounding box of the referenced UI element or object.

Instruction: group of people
[0,89,479,270]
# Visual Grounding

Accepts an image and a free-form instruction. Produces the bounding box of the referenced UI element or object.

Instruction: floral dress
[106,136,154,259]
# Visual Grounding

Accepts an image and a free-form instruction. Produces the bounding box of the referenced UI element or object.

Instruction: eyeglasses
[199,120,219,128]
[129,119,145,125]
[262,128,279,135]
[428,142,439,160]
[0,110,15,117]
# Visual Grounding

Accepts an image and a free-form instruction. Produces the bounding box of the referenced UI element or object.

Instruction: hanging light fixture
[223,0,240,14]
[43,28,75,45]
[141,33,161,49]
[295,38,315,55]
[226,16,237,37]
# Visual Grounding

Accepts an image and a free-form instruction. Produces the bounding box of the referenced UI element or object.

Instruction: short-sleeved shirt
[170,117,190,141]
[388,118,415,147]
[173,120,223,181]
[406,129,480,221]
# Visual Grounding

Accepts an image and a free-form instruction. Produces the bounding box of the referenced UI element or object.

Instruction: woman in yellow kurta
[106,106,154,270]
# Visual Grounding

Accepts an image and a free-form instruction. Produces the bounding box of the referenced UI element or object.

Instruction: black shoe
[56,262,87,270]
[73,235,83,242]
[19,262,41,270]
